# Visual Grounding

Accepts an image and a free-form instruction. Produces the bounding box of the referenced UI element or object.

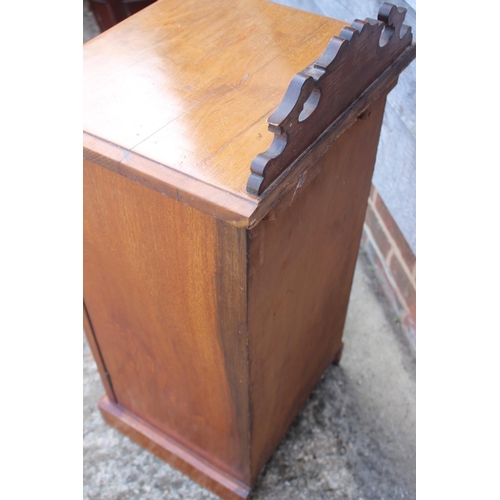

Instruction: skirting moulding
[83,1,416,498]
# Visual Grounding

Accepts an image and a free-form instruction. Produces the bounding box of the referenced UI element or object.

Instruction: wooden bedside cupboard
[83,1,416,498]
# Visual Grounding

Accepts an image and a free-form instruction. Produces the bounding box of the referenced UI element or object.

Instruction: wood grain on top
[83,0,346,200]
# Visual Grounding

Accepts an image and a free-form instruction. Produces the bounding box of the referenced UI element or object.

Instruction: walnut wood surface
[99,396,251,500]
[83,0,346,200]
[84,0,415,225]
[82,131,258,227]
[85,95,388,491]
[247,2,413,195]
[83,1,416,497]
[247,95,387,476]
[83,302,117,402]
[84,159,251,483]
[248,41,415,228]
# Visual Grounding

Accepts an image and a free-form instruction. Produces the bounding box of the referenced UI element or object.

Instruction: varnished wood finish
[84,2,416,498]
[83,303,117,402]
[82,132,257,227]
[84,0,346,201]
[247,3,413,195]
[248,41,415,228]
[99,396,251,500]
[83,43,415,228]
[84,0,415,225]
[84,159,250,483]
[247,95,388,477]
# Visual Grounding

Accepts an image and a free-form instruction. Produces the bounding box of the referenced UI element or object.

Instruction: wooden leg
[332,342,344,366]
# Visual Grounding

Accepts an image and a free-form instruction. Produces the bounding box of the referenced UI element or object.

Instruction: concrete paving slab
[83,255,416,500]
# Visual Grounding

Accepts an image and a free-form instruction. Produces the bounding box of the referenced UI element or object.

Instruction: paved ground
[83,255,416,500]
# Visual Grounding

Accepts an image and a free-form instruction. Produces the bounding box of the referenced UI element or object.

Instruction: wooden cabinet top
[84,0,414,226]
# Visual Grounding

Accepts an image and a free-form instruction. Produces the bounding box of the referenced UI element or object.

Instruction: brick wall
[361,185,416,347]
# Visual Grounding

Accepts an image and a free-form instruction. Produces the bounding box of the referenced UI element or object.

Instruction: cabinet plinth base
[98,395,251,500]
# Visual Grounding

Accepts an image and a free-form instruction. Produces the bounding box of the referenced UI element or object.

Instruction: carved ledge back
[246,2,413,196]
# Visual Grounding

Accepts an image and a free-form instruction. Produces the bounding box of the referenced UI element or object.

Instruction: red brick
[364,203,392,258]
[402,313,416,344]
[362,237,404,317]
[409,300,416,323]
[360,228,368,248]
[373,192,415,273]
[389,252,416,314]
[369,183,377,203]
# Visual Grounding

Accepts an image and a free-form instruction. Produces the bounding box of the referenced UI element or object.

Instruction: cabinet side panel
[83,301,117,402]
[247,97,387,478]
[83,160,250,482]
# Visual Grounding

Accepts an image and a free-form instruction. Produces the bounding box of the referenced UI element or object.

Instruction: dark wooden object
[87,0,155,31]
[83,1,415,498]
[247,3,413,195]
